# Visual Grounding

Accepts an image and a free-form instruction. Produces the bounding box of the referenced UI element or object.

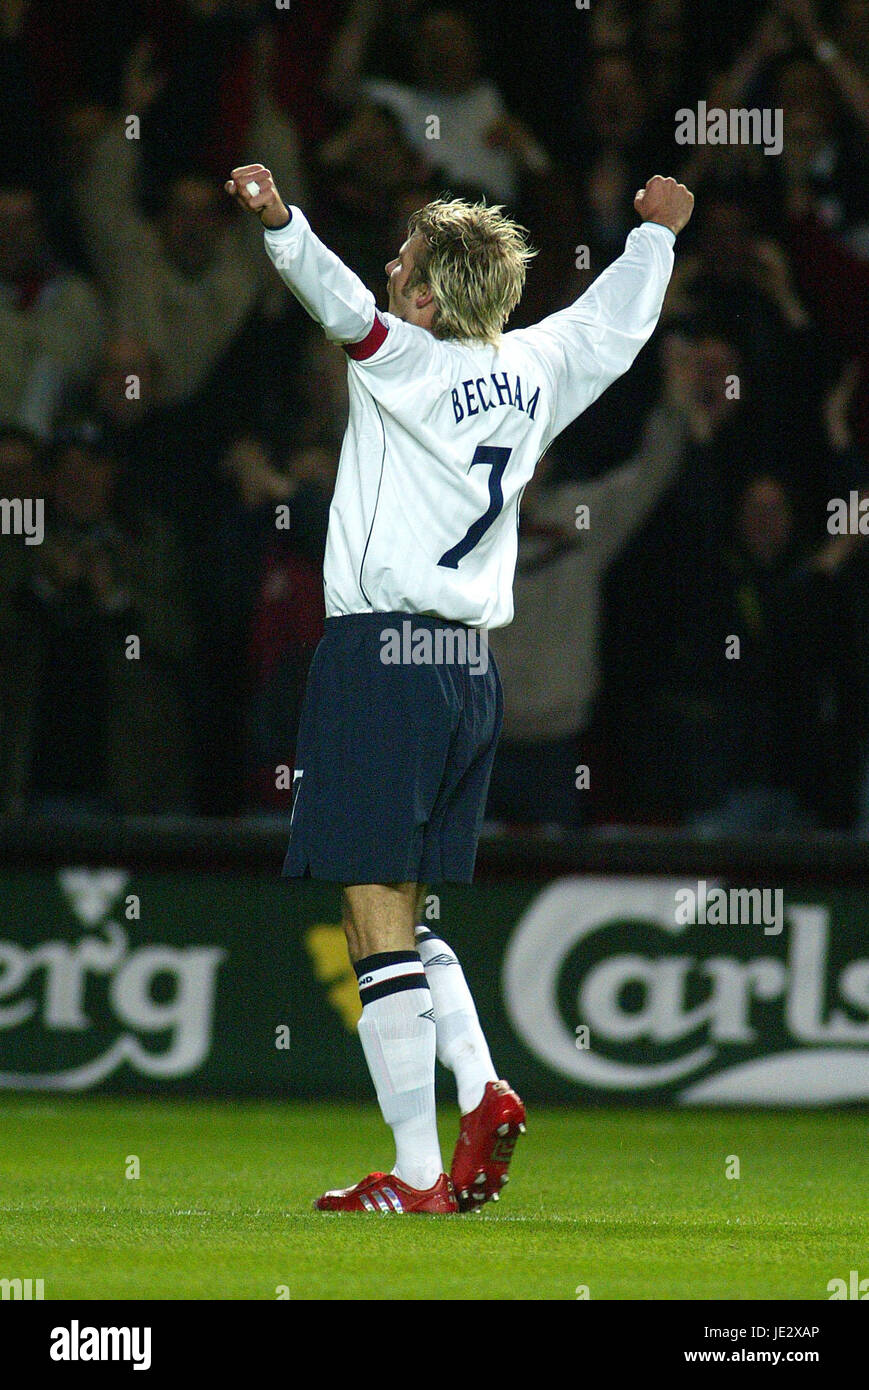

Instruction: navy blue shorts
[282,612,503,884]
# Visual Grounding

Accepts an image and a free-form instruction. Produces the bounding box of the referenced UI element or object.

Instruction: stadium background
[1,0,867,832]
[0,0,867,1303]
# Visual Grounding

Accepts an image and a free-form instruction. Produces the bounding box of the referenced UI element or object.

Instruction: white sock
[354,951,443,1191]
[415,926,498,1115]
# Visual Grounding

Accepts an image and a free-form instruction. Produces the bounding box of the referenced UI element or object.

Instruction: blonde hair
[406,196,536,344]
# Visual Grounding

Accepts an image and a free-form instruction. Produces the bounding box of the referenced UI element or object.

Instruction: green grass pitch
[0,1098,865,1300]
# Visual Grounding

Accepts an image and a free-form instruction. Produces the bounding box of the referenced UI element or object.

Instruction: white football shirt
[264,209,675,629]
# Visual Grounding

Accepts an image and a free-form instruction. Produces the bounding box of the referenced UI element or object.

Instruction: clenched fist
[224,164,290,230]
[634,175,694,236]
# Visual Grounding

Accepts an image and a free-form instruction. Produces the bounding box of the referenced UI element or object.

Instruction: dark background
[0,0,866,834]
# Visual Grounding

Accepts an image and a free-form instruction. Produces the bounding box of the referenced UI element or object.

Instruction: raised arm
[776,0,869,142]
[76,39,165,276]
[519,176,694,446]
[225,163,378,346]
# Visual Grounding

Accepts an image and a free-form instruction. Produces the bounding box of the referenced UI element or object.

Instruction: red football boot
[451,1080,526,1212]
[314,1171,458,1214]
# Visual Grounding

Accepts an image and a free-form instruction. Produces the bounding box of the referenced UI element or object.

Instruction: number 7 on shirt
[438,446,512,570]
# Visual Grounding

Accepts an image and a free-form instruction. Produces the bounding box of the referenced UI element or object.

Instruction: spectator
[605,395,865,830]
[323,0,429,97]
[574,51,674,262]
[687,473,860,832]
[600,323,753,820]
[209,414,338,812]
[242,444,336,812]
[314,101,437,295]
[27,420,195,813]
[0,184,104,439]
[74,333,219,538]
[784,172,869,458]
[486,399,690,828]
[775,0,869,241]
[74,36,305,404]
[662,187,828,487]
[773,52,868,243]
[46,102,113,274]
[356,8,547,202]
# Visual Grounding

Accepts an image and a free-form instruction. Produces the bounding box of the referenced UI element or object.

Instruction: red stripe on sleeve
[344,311,388,360]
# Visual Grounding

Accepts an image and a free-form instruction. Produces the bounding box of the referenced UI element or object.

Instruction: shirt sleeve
[263,207,445,397]
[263,206,381,347]
[514,221,676,448]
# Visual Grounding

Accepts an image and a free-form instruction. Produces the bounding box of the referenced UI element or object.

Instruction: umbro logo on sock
[424,953,457,968]
[418,1008,436,1022]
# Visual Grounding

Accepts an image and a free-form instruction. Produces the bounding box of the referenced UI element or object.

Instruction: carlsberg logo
[0,869,225,1090]
[503,878,869,1104]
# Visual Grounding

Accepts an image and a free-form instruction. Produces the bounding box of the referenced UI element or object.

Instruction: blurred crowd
[0,0,867,832]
